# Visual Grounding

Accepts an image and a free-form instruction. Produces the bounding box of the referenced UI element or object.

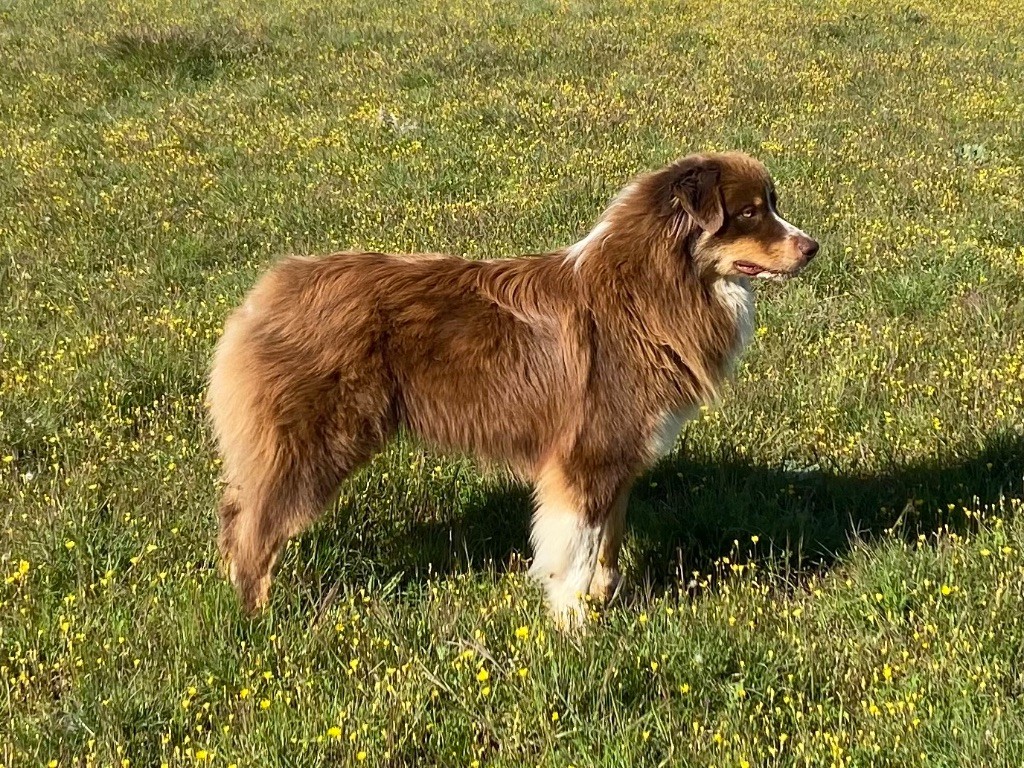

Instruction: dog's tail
[207,280,317,610]
[207,258,336,500]
[208,295,273,493]
[206,292,284,576]
[205,260,366,610]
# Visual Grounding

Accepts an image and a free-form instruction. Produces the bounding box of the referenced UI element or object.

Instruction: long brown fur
[206,151,818,622]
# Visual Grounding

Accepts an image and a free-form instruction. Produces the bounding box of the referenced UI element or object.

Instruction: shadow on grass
[102,24,269,85]
[292,431,1024,607]
[627,430,1024,589]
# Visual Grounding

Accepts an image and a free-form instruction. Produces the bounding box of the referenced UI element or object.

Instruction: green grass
[3,0,1024,765]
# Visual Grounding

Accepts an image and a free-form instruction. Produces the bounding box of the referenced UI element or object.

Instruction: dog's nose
[796,235,819,260]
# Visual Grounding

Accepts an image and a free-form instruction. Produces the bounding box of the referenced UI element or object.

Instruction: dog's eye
[739,207,758,219]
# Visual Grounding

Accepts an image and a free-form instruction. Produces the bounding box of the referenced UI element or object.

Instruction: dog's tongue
[734,262,766,276]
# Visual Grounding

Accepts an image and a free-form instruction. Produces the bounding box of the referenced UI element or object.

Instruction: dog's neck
[568,217,753,406]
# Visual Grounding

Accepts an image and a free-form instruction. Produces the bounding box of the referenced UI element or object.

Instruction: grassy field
[3,0,1024,764]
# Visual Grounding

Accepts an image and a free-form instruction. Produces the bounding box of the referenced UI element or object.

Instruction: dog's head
[669,152,818,280]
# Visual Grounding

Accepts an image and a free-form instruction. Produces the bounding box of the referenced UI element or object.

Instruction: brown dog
[206,151,818,623]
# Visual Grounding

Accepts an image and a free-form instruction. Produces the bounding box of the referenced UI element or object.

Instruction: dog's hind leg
[217,484,245,574]
[219,467,305,613]
[222,441,362,613]
[223,462,327,614]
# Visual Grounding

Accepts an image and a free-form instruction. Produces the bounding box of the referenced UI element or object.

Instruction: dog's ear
[672,162,725,234]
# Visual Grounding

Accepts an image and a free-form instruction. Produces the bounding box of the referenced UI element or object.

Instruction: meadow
[3,0,1024,764]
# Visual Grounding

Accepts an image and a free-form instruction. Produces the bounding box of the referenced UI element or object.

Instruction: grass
[3,0,1024,764]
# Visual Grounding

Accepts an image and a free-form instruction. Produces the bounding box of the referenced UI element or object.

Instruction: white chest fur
[646,279,756,460]
[648,405,698,460]
[715,277,756,372]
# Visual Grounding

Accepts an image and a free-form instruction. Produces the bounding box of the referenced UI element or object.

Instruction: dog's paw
[228,562,271,615]
[588,565,622,604]
[547,592,602,633]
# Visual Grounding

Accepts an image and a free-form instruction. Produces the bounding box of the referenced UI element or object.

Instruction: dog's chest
[647,405,698,460]
[715,278,756,371]
[646,280,755,460]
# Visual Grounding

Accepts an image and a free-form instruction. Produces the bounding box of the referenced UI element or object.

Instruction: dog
[206,151,818,623]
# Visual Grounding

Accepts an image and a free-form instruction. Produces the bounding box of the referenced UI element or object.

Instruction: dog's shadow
[292,431,1024,608]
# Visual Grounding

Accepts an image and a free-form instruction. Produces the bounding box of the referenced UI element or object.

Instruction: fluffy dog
[207,151,818,622]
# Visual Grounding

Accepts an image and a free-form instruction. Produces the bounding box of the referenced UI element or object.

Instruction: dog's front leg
[528,462,630,627]
[588,484,632,604]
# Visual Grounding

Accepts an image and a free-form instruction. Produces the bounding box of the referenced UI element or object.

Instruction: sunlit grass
[3,0,1024,765]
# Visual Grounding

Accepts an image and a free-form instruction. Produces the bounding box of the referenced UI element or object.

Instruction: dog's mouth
[733,261,799,281]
